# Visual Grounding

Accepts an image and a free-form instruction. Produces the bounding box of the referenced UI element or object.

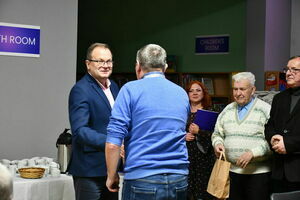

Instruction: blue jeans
[122,173,188,200]
[73,176,118,200]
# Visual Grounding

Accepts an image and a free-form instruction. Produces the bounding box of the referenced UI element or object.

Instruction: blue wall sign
[195,35,229,55]
[0,22,40,57]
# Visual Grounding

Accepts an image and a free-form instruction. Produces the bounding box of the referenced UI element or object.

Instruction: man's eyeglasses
[89,59,113,67]
[283,67,300,74]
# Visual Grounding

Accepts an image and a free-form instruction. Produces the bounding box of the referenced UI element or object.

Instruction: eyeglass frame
[283,67,300,74]
[88,59,113,67]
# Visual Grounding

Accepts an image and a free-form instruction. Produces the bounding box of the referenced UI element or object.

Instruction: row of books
[111,73,228,112]
[182,74,214,95]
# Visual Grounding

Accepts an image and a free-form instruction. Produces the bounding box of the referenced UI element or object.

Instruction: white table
[13,174,75,200]
[119,173,124,199]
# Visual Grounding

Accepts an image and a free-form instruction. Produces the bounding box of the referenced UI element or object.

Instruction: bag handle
[218,151,227,162]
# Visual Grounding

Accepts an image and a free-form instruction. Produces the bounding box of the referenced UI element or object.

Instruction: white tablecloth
[119,173,124,199]
[13,174,75,200]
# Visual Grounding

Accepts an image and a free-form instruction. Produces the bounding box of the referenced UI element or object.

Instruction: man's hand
[189,123,199,134]
[214,144,225,157]
[120,144,125,164]
[271,134,280,146]
[120,144,125,159]
[185,132,195,141]
[236,151,253,168]
[105,142,121,192]
[271,135,287,154]
[106,174,120,192]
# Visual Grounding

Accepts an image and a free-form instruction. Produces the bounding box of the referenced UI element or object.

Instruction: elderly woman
[185,80,216,200]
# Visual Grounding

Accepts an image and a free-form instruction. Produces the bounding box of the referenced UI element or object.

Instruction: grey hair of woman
[0,163,13,200]
[136,44,167,72]
[232,72,256,86]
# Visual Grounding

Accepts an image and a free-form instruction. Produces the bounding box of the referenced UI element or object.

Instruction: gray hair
[136,44,167,71]
[232,72,256,86]
[0,163,13,200]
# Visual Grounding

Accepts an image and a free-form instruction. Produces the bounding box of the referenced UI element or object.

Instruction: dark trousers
[229,172,271,200]
[73,176,118,200]
[272,178,300,193]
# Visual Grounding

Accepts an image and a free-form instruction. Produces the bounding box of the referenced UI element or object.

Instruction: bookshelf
[180,72,234,112]
[110,72,234,112]
[110,72,137,87]
[265,71,287,91]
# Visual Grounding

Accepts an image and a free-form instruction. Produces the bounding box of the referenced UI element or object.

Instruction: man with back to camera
[265,56,300,193]
[0,163,13,200]
[105,44,190,199]
[68,43,119,200]
[212,72,272,200]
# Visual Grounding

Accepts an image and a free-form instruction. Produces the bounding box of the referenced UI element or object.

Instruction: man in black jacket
[265,55,300,193]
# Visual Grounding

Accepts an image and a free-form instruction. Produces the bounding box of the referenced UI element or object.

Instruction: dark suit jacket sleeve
[265,91,300,153]
[69,86,108,150]
[284,135,300,153]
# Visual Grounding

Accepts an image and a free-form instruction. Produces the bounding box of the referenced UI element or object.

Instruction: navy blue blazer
[265,88,300,182]
[68,73,119,177]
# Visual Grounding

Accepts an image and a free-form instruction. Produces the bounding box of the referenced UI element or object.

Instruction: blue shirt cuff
[106,136,123,146]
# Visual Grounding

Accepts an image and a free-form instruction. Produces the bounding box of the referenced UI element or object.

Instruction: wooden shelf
[265,71,287,91]
[110,71,235,112]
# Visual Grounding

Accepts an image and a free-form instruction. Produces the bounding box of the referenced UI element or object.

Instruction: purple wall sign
[0,22,40,57]
[195,35,229,55]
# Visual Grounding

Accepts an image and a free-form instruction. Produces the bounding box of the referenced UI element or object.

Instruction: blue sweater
[107,72,190,179]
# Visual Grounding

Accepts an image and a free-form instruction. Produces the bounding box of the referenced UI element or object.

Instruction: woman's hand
[189,123,200,134]
[185,132,195,141]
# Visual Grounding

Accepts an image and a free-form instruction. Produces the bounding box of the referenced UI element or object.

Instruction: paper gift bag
[207,151,231,199]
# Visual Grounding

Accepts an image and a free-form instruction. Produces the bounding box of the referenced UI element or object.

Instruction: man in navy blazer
[265,56,300,193]
[68,43,119,200]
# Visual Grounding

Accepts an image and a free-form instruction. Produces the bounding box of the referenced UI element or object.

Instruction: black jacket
[265,87,300,182]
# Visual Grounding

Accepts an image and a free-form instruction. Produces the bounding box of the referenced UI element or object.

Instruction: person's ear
[135,62,142,79]
[135,61,141,72]
[85,60,90,71]
[163,64,168,72]
[251,86,256,96]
